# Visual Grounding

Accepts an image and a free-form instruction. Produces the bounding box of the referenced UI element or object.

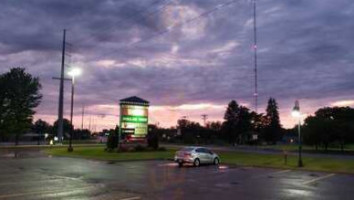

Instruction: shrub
[106,132,118,150]
[134,145,146,152]
[157,147,166,151]
[147,132,159,150]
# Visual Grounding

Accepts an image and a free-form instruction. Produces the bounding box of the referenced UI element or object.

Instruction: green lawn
[219,151,354,173]
[45,146,354,174]
[259,144,354,152]
[45,146,176,161]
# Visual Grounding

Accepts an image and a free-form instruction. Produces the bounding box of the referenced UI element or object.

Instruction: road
[1,150,354,199]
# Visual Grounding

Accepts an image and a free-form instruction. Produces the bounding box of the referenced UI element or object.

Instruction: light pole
[67,68,82,152]
[291,100,303,167]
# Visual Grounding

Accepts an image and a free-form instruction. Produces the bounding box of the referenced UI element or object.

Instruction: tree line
[157,98,283,145]
[157,100,354,150]
[302,107,354,151]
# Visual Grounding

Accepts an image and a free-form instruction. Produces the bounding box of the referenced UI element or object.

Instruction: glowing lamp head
[68,68,82,77]
[292,100,301,118]
[291,110,301,118]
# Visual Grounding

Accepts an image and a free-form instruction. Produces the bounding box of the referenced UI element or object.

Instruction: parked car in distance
[174,146,220,167]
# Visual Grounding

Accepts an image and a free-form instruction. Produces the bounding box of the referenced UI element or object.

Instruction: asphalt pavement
[0,150,354,199]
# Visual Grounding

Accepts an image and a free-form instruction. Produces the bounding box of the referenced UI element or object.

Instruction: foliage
[53,118,73,139]
[106,129,118,150]
[134,145,146,152]
[72,129,91,140]
[147,124,159,149]
[0,68,42,144]
[177,119,204,144]
[32,119,52,134]
[263,98,282,144]
[303,107,354,151]
[222,100,253,144]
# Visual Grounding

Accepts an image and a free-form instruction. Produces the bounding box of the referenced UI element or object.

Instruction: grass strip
[45,146,354,174]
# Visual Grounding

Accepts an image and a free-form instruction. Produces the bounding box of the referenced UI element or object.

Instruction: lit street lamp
[67,67,82,152]
[292,100,303,167]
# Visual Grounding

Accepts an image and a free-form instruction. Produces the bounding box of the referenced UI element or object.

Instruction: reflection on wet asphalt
[0,150,354,199]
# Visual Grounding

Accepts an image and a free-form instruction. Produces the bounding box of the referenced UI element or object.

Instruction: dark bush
[134,145,146,152]
[117,145,130,152]
[106,132,118,150]
[147,131,159,150]
[157,147,166,151]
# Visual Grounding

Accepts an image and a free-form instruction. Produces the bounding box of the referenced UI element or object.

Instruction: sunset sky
[0,0,353,131]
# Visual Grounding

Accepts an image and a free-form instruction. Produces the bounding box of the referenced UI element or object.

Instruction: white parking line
[303,173,335,185]
[270,169,292,175]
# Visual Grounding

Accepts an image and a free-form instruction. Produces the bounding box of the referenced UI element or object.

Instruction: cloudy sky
[1,0,353,131]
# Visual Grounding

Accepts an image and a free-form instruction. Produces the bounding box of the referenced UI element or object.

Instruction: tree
[72,129,91,140]
[106,126,118,150]
[32,119,51,144]
[303,107,354,151]
[303,116,322,149]
[53,118,73,139]
[206,121,222,132]
[249,112,268,143]
[0,68,42,144]
[263,98,282,144]
[222,100,239,143]
[32,119,51,134]
[222,100,253,144]
[147,124,159,149]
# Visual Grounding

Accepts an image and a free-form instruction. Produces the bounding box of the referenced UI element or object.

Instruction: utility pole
[253,0,258,113]
[57,29,66,143]
[81,104,85,130]
[201,114,208,127]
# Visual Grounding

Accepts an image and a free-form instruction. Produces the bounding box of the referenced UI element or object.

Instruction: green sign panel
[122,115,148,123]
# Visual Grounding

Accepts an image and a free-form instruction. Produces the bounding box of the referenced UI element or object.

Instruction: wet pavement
[0,150,354,199]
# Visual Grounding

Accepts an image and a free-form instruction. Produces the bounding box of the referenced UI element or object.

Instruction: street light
[67,67,82,152]
[292,100,303,167]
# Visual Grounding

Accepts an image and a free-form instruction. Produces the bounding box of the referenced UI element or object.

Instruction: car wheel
[178,162,183,168]
[214,158,220,165]
[194,158,200,167]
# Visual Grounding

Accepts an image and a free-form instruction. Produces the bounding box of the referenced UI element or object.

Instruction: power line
[72,0,175,47]
[87,0,239,65]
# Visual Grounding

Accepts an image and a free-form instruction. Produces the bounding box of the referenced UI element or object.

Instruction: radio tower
[253,0,258,113]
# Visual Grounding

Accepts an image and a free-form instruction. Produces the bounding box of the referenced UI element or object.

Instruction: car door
[204,148,214,163]
[196,148,207,163]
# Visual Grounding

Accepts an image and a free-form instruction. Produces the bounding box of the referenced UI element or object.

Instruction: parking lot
[0,152,354,199]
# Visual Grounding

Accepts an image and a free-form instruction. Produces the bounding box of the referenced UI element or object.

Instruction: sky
[0,0,353,131]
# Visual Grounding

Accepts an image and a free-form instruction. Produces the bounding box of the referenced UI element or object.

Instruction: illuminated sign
[122,115,148,123]
[119,96,149,140]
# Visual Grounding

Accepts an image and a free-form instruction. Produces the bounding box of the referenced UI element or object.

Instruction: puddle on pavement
[309,173,320,177]
[107,160,117,164]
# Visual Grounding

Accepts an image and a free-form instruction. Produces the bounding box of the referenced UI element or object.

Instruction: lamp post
[67,68,82,152]
[291,100,303,167]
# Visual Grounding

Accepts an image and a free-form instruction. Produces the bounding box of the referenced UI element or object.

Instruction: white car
[174,146,220,167]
